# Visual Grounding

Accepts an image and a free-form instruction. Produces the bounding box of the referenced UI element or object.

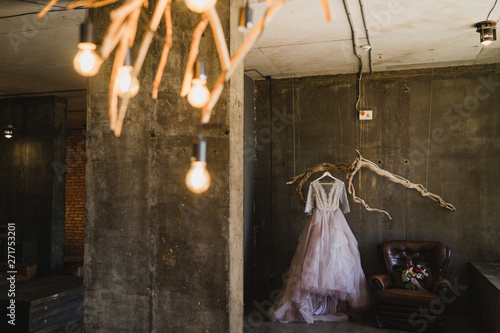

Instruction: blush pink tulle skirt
[269,209,371,323]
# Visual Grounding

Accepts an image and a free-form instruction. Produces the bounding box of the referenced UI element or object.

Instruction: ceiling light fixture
[476,20,497,46]
[186,135,211,193]
[187,60,210,108]
[73,19,102,76]
[238,2,254,32]
[116,48,140,98]
[3,125,14,139]
[184,0,217,13]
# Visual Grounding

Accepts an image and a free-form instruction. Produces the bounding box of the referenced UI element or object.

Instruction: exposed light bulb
[73,42,101,76]
[74,20,101,76]
[188,78,210,108]
[482,40,493,46]
[184,0,217,13]
[4,125,13,139]
[116,66,140,98]
[186,161,211,193]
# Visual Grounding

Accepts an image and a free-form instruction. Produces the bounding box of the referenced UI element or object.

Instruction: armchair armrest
[432,278,451,294]
[369,274,393,290]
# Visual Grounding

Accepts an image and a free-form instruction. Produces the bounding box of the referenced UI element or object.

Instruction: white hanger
[316,171,337,183]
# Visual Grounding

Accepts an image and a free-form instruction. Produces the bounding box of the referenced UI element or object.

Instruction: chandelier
[38,0,331,192]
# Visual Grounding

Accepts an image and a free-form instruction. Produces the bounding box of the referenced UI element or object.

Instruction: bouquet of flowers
[401,263,429,290]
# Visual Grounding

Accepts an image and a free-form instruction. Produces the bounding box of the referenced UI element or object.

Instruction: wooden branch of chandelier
[108,40,128,131]
[107,6,141,132]
[39,0,334,131]
[200,0,287,123]
[180,16,210,98]
[286,150,457,220]
[113,0,170,136]
[207,8,231,72]
[152,2,173,99]
[101,2,143,60]
[320,0,331,22]
[68,0,120,10]
[37,0,58,18]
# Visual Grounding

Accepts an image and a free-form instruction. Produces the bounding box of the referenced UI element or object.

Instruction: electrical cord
[0,89,87,97]
[244,68,267,79]
[0,8,85,20]
[358,0,373,74]
[342,0,363,114]
[487,0,498,20]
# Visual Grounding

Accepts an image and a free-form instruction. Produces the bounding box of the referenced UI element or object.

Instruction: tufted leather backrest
[377,240,452,289]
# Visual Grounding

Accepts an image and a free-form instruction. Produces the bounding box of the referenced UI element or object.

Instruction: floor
[243,310,479,333]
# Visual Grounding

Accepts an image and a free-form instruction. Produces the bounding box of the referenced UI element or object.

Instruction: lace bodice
[305,178,350,214]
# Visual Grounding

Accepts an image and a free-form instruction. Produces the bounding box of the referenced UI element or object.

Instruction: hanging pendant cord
[358,0,373,74]
[342,0,364,150]
[487,0,498,20]
[425,64,434,189]
[267,76,275,280]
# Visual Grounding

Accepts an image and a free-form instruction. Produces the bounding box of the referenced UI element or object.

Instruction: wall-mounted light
[184,0,217,13]
[238,2,253,32]
[3,125,14,139]
[475,20,497,46]
[187,60,210,108]
[116,48,140,98]
[185,135,211,193]
[73,19,102,76]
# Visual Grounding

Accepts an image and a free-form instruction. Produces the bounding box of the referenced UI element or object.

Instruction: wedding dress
[269,174,370,323]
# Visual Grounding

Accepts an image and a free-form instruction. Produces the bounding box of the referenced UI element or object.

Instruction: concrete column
[85,1,243,332]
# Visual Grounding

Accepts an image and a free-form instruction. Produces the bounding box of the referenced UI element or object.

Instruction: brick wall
[64,129,87,258]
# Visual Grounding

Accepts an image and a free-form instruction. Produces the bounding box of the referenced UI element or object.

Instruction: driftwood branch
[320,0,331,22]
[207,7,231,72]
[200,0,287,123]
[152,1,173,99]
[287,150,456,220]
[38,0,58,18]
[67,0,119,10]
[180,16,209,97]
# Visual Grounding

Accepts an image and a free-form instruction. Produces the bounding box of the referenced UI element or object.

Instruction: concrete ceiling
[0,0,499,124]
[0,0,87,128]
[245,0,500,79]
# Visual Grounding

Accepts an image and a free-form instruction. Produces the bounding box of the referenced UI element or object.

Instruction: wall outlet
[359,110,373,120]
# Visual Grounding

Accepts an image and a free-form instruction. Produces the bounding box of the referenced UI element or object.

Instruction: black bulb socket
[80,20,95,44]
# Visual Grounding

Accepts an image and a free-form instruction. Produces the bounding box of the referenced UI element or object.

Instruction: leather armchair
[369,240,452,332]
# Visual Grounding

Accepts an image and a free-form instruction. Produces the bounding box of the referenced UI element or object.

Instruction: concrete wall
[0,96,66,275]
[85,1,243,332]
[250,65,500,313]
